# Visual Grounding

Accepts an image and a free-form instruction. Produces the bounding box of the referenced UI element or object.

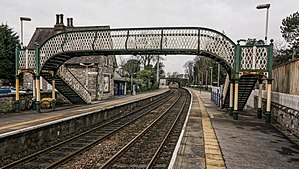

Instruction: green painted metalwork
[233,110,239,120]
[160,29,164,51]
[16,26,274,106]
[235,43,241,79]
[36,27,236,72]
[15,45,20,75]
[61,33,68,52]
[197,28,200,53]
[15,100,20,113]
[240,45,269,71]
[35,46,40,76]
[268,40,274,79]
[125,30,129,50]
[92,31,98,51]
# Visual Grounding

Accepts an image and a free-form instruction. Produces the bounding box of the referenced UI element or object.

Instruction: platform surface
[172,88,299,169]
[0,89,168,135]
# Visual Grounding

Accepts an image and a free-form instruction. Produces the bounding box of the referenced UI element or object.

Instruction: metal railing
[57,65,91,103]
[211,86,222,107]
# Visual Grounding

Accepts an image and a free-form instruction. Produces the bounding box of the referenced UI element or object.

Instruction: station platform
[171,88,299,169]
[0,89,168,136]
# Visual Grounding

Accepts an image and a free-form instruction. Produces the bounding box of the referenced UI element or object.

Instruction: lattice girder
[36,27,236,71]
[241,45,269,71]
[18,49,36,69]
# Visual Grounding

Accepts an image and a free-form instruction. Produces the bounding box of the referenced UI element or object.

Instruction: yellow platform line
[0,106,103,131]
[0,97,140,131]
[0,91,165,132]
[195,91,226,169]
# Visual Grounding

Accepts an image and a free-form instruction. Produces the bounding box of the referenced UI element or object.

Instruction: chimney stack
[56,14,60,25]
[59,14,64,25]
[54,13,65,32]
[67,18,70,27]
[70,18,73,27]
[66,18,74,27]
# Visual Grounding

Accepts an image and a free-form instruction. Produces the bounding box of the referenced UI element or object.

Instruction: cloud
[1,0,298,73]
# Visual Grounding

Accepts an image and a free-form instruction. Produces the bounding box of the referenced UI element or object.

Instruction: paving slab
[198,90,299,169]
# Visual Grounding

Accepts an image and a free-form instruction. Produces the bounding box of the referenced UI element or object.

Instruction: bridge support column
[52,72,56,109]
[15,75,20,113]
[32,75,36,110]
[265,79,272,123]
[36,76,41,113]
[257,79,263,118]
[233,80,239,120]
[229,80,234,116]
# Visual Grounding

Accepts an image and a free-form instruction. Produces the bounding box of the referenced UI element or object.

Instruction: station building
[23,14,118,101]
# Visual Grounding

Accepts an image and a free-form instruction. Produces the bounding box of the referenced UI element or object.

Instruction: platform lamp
[20,17,31,48]
[256,3,270,44]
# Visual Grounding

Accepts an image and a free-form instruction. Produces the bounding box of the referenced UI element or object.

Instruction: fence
[211,86,222,107]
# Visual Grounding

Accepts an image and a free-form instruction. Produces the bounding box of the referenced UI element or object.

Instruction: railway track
[2,90,178,169]
[99,88,191,168]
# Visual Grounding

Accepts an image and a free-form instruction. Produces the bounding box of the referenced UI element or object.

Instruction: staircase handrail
[57,65,91,103]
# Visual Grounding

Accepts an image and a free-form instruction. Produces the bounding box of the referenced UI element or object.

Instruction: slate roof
[26,20,116,66]
[27,25,110,49]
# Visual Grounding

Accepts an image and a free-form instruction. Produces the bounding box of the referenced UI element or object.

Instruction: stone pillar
[15,75,20,112]
[229,80,234,116]
[36,76,41,113]
[265,79,272,123]
[257,79,263,118]
[233,79,239,120]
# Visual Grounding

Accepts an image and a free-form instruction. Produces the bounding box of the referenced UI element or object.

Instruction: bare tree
[184,60,195,83]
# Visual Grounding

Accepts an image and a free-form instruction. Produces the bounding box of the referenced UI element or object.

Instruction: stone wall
[246,90,299,138]
[66,61,115,101]
[0,92,70,114]
[273,58,299,95]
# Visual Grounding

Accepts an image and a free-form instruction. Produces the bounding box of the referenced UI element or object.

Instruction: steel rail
[99,90,183,169]
[146,98,187,168]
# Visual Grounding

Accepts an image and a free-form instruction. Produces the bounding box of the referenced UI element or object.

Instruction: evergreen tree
[0,24,19,84]
[280,11,299,50]
[274,11,299,66]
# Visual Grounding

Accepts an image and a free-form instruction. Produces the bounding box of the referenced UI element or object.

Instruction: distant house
[23,14,117,101]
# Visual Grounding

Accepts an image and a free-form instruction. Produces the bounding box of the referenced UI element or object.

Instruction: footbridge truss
[16,27,273,121]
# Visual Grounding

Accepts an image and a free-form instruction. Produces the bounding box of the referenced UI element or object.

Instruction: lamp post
[256,3,270,44]
[79,63,95,89]
[20,17,31,47]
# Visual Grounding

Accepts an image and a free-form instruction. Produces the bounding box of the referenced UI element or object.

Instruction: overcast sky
[1,0,298,74]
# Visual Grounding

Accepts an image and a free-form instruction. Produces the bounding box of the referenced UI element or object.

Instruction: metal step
[41,72,86,104]
[223,75,257,110]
